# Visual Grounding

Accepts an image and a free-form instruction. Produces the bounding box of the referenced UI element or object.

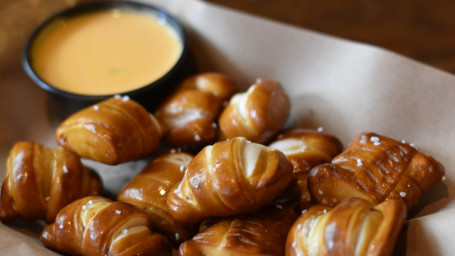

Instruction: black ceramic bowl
[22,1,194,119]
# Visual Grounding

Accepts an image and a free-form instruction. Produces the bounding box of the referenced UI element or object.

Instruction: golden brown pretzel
[218,79,290,144]
[308,132,445,209]
[178,72,237,101]
[41,196,170,256]
[0,141,101,224]
[155,90,223,147]
[286,197,406,256]
[269,128,344,175]
[155,73,237,147]
[179,205,298,256]
[167,137,293,224]
[269,128,344,209]
[117,152,197,244]
[56,96,162,165]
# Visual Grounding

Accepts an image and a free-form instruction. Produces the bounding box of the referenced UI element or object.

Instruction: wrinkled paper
[1,0,454,255]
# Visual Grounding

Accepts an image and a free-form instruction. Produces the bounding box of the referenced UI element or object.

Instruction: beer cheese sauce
[31,8,182,95]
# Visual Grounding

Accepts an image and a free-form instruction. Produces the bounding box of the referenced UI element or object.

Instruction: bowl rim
[22,0,189,101]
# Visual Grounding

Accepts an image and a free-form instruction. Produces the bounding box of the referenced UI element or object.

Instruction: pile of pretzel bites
[0,73,445,256]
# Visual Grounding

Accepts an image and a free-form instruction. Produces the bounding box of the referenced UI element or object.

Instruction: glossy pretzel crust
[218,80,290,144]
[117,152,197,244]
[41,196,170,256]
[180,205,297,256]
[286,197,406,256]
[308,132,445,209]
[56,97,162,165]
[167,137,293,223]
[269,129,343,209]
[155,72,237,147]
[0,141,101,223]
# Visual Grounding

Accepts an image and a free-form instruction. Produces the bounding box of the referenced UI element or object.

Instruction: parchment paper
[1,0,454,255]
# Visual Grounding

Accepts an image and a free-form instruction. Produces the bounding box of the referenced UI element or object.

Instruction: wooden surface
[206,0,455,74]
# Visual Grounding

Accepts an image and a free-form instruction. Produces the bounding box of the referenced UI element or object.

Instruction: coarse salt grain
[115,209,122,215]
[194,134,201,141]
[356,159,363,167]
[317,127,324,132]
[370,136,380,142]
[93,105,99,111]
[42,231,49,239]
[399,192,406,197]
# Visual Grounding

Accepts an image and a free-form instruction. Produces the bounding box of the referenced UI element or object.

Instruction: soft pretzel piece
[286,197,406,256]
[117,152,197,244]
[269,129,344,175]
[218,79,290,144]
[0,141,101,224]
[41,196,170,256]
[56,96,162,165]
[178,72,238,101]
[269,129,344,209]
[156,73,237,147]
[167,137,293,223]
[308,132,445,209]
[155,90,223,147]
[179,205,297,256]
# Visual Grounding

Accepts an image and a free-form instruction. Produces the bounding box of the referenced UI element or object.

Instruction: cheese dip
[31,8,182,95]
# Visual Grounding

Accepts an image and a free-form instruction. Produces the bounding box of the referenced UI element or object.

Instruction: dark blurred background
[206,0,455,73]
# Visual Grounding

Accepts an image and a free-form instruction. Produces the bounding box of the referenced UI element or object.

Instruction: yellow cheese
[31,8,182,95]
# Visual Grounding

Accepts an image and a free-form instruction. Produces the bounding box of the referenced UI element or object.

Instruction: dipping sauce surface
[31,8,182,95]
